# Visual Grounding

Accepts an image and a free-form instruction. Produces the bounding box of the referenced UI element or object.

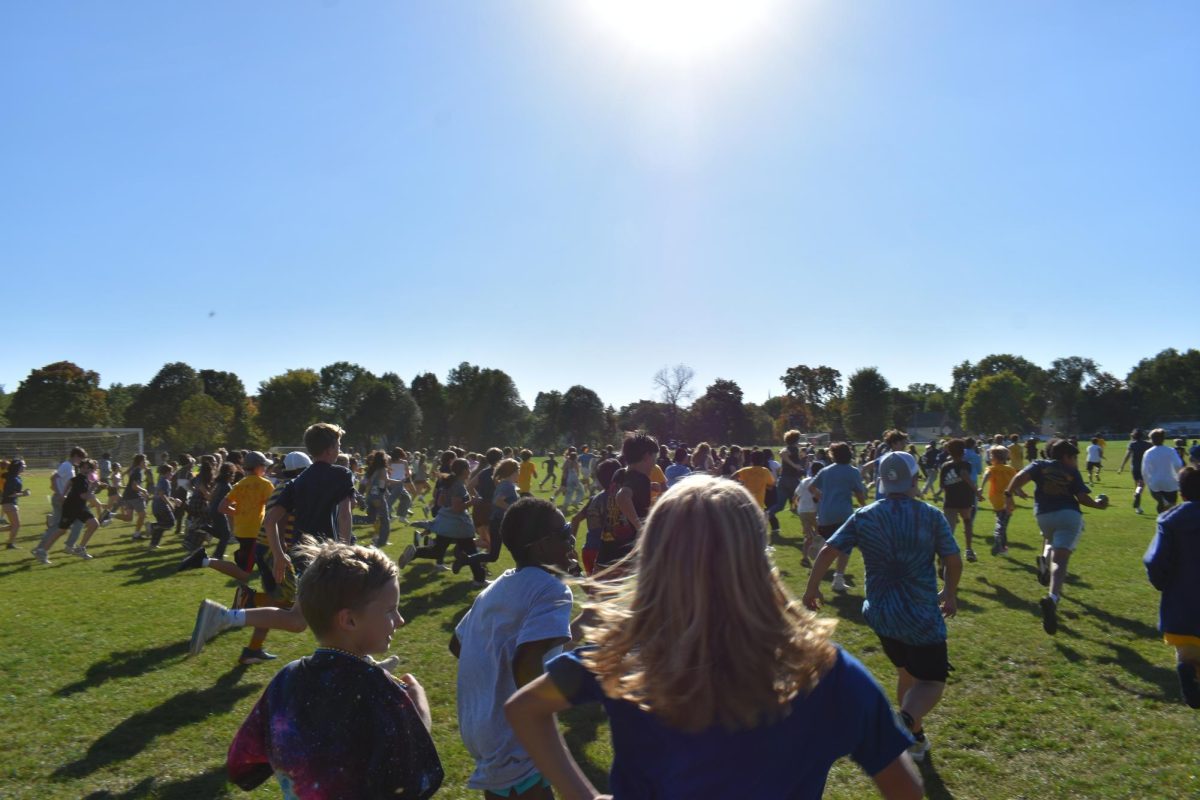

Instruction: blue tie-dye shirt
[826,496,960,645]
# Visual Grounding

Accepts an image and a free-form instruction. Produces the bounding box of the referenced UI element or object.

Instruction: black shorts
[1152,490,1178,507]
[817,522,846,539]
[1087,461,1101,469]
[877,635,951,682]
[1132,467,1144,483]
[59,508,94,528]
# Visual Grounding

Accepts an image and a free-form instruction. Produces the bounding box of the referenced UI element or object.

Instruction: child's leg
[374,496,392,547]
[3,505,19,544]
[413,535,451,562]
[1175,643,1200,709]
[208,559,255,583]
[963,506,975,552]
[77,519,101,548]
[133,509,147,536]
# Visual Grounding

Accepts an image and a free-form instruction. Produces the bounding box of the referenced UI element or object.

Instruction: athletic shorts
[1087,462,1101,470]
[1132,467,1144,483]
[234,537,258,574]
[817,521,846,539]
[1152,490,1178,507]
[59,507,94,528]
[121,497,146,513]
[943,507,974,528]
[256,544,299,606]
[798,511,817,528]
[877,635,951,682]
[1036,509,1083,551]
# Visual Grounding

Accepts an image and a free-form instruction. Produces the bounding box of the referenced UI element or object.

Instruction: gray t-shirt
[455,567,573,791]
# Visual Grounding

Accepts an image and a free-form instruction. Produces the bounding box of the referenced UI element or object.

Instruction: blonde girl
[506,475,921,800]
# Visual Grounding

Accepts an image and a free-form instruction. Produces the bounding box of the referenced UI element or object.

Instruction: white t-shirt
[54,460,75,495]
[795,476,818,513]
[1086,444,1103,464]
[389,461,408,482]
[455,567,573,792]
[1141,445,1184,492]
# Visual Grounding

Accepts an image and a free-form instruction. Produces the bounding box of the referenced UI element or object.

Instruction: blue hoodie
[1144,501,1200,639]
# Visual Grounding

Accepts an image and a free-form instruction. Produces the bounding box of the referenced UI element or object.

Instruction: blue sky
[3,1,1196,408]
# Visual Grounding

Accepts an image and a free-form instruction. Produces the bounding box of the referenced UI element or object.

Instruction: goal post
[0,428,144,469]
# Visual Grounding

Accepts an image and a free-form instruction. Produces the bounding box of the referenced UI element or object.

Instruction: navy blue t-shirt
[275,462,356,539]
[1021,459,1088,515]
[547,646,911,799]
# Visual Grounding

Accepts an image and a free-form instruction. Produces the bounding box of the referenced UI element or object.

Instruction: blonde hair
[582,476,836,732]
[295,537,398,637]
[989,445,1010,464]
[494,458,520,481]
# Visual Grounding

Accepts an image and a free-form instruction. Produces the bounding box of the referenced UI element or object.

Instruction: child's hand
[401,674,433,732]
[802,589,823,611]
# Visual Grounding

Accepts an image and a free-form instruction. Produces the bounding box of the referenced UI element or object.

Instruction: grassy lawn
[1,464,1197,799]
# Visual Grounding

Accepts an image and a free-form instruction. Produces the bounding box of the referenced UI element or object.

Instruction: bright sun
[581,0,780,61]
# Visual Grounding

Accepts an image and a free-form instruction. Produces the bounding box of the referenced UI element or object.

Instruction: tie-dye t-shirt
[826,496,960,646]
[227,649,443,799]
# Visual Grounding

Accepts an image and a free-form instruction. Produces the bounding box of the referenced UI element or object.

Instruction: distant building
[907,412,956,443]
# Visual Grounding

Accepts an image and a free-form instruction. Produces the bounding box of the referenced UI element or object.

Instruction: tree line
[0,349,1195,451]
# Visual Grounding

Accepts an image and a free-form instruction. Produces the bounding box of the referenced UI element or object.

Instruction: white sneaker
[32,547,51,565]
[908,736,931,762]
[832,574,848,593]
[74,547,94,560]
[397,544,417,569]
[189,599,232,657]
[434,563,451,572]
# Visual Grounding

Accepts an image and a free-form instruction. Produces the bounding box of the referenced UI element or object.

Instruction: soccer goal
[0,428,144,469]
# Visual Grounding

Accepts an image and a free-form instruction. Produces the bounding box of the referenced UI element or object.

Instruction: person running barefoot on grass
[1144,465,1200,709]
[506,476,922,800]
[227,538,444,799]
[1006,438,1109,636]
[806,452,961,764]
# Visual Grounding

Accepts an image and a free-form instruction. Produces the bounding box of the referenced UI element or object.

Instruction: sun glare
[582,0,780,62]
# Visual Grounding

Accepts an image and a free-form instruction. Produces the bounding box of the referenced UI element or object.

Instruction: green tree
[445,363,528,448]
[531,391,565,449]
[960,372,1031,435]
[256,369,322,444]
[125,363,203,447]
[345,374,421,451]
[166,394,234,453]
[1078,372,1135,433]
[229,398,267,450]
[319,362,374,426]
[684,379,753,444]
[1126,348,1200,423]
[0,385,9,427]
[199,370,247,408]
[780,364,842,429]
[8,362,110,428]
[105,383,143,427]
[410,372,450,448]
[559,385,606,446]
[1046,357,1099,432]
[618,400,671,440]
[952,355,1047,428]
[843,367,892,441]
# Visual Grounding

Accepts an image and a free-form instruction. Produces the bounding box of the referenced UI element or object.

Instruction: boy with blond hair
[979,446,1017,556]
[227,538,443,797]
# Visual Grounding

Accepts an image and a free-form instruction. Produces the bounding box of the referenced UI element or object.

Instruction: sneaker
[472,579,490,589]
[1040,596,1058,635]
[965,549,978,563]
[434,563,451,572]
[832,574,848,593]
[5,542,16,550]
[189,599,232,656]
[1177,662,1200,709]
[374,654,401,674]
[178,547,207,572]
[131,532,146,541]
[990,538,1002,556]
[1135,507,1144,515]
[238,647,278,665]
[398,544,417,569]
[63,545,79,556]
[232,583,255,610]
[99,511,113,527]
[32,547,51,565]
[801,555,812,569]
[74,546,94,560]
[998,547,1009,555]
[908,735,931,762]
[1036,555,1050,586]
[451,551,467,574]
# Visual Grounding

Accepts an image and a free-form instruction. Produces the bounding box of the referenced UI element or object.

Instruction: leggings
[467,517,504,571]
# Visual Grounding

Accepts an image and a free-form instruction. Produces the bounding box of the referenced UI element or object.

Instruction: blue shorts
[1036,509,1083,552]
[490,772,550,797]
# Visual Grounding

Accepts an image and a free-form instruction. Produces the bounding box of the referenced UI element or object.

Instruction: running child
[218,451,276,584]
[3,459,30,549]
[506,476,921,799]
[451,498,575,799]
[539,451,557,490]
[979,446,1017,556]
[35,458,103,563]
[939,439,977,562]
[148,463,182,549]
[117,453,152,538]
[227,538,444,798]
[1085,438,1104,484]
[518,450,538,498]
[1144,466,1200,708]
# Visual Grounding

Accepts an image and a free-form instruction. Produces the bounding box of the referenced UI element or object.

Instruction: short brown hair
[946,439,966,459]
[884,430,908,447]
[304,423,344,457]
[295,537,398,637]
[784,430,801,446]
[829,442,852,464]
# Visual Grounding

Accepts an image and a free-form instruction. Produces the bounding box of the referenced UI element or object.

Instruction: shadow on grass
[1065,597,1159,640]
[1000,559,1091,589]
[56,640,191,697]
[0,560,35,578]
[917,752,955,800]
[1094,640,1179,703]
[80,765,229,799]
[440,604,471,635]
[54,667,260,780]
[974,577,1039,615]
[826,593,866,626]
[560,703,610,792]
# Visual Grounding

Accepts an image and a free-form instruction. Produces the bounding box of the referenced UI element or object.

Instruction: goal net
[0,428,144,469]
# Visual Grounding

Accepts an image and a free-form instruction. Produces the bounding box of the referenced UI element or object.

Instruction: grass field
[1,465,1197,799]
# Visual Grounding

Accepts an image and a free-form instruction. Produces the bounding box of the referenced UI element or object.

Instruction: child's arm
[1143,523,1174,591]
[513,638,570,688]
[506,676,606,800]
[615,486,642,532]
[336,496,353,544]
[399,673,432,732]
[871,755,923,800]
[978,472,991,501]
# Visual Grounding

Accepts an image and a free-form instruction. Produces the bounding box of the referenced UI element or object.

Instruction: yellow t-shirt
[226,474,275,539]
[517,460,537,493]
[733,466,776,507]
[984,464,1017,510]
[1008,443,1024,471]
[650,464,668,504]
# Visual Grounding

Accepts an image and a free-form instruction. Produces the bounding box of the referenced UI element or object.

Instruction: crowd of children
[2,424,1199,799]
